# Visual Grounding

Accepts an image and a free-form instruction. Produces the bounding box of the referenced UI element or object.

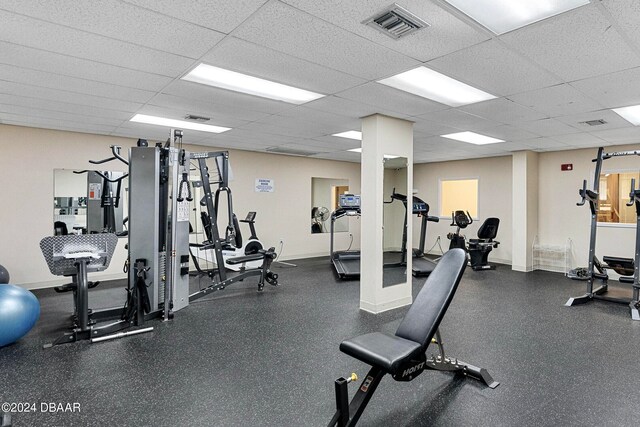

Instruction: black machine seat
[340,249,467,374]
[476,217,500,240]
[340,332,422,374]
[602,256,635,276]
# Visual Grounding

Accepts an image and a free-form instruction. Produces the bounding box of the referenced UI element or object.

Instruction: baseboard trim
[360,295,412,314]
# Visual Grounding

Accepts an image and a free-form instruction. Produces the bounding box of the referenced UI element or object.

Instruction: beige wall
[413,155,513,265]
[537,144,640,269]
[0,124,360,289]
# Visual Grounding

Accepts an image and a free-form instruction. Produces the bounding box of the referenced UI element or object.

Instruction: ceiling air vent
[266,146,319,157]
[581,119,607,126]
[362,3,429,40]
[184,114,210,122]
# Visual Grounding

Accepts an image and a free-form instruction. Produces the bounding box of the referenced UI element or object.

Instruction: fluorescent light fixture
[347,147,398,159]
[441,131,504,145]
[333,130,362,140]
[444,0,589,35]
[130,114,231,133]
[378,66,496,107]
[182,63,325,105]
[612,105,640,126]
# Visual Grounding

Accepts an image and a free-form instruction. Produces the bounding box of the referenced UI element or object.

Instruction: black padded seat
[339,332,422,374]
[339,249,467,375]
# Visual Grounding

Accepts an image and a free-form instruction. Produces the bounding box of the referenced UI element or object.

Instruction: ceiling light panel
[333,130,362,140]
[612,105,640,126]
[378,66,496,107]
[182,63,325,105]
[130,114,231,133]
[441,131,504,145]
[443,0,589,35]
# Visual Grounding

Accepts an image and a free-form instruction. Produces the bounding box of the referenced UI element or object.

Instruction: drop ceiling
[1,0,640,163]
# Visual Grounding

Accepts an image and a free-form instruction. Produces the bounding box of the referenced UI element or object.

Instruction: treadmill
[389,191,440,277]
[411,197,440,276]
[330,194,361,279]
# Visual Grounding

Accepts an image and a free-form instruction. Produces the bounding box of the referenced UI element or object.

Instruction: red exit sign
[561,163,573,171]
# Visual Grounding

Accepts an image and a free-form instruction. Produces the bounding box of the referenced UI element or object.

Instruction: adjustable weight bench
[328,249,498,427]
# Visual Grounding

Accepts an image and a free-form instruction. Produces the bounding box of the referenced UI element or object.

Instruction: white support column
[360,114,413,313]
[512,151,539,272]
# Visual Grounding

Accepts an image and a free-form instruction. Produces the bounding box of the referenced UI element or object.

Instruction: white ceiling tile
[281,0,489,62]
[0,94,134,121]
[413,120,463,137]
[214,129,302,145]
[0,81,143,112]
[149,93,272,123]
[513,118,584,137]
[306,136,361,150]
[122,0,269,34]
[237,118,327,139]
[0,114,118,134]
[304,96,411,120]
[337,82,448,116]
[200,37,366,94]
[427,39,561,96]
[0,10,194,76]
[162,80,293,115]
[0,64,155,104]
[413,109,500,131]
[517,137,572,151]
[601,0,640,52]
[555,109,633,131]
[459,98,548,123]
[0,41,173,92]
[0,103,126,127]
[276,106,359,131]
[589,127,640,144]
[0,0,224,58]
[569,66,640,109]
[231,1,420,80]
[481,125,539,142]
[508,84,604,117]
[501,4,640,81]
[550,132,607,146]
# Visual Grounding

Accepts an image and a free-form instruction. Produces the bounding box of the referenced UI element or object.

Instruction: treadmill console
[412,202,428,214]
[339,194,361,209]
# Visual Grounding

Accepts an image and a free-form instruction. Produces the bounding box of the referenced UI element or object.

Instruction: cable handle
[466,211,473,224]
[177,172,193,202]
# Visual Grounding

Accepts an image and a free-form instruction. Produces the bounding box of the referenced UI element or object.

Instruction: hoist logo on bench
[393,354,427,382]
[402,361,425,377]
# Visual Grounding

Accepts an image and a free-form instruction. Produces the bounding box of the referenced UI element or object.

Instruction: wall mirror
[382,157,408,287]
[53,169,127,236]
[311,177,350,234]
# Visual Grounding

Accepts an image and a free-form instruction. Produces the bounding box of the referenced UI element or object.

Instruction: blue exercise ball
[0,284,40,347]
[0,264,9,284]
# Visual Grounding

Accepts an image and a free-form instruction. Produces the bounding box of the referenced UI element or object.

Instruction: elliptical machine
[447,210,472,250]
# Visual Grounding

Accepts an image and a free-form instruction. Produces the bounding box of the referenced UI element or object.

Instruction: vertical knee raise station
[566,147,640,320]
[328,249,498,427]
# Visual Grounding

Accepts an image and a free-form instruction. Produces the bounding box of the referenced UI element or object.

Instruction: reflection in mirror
[382,157,408,287]
[53,169,128,236]
[311,178,350,234]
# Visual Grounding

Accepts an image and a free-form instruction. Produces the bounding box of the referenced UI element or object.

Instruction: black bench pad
[340,332,422,374]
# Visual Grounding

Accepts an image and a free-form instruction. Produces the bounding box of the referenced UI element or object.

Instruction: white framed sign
[255,178,274,193]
